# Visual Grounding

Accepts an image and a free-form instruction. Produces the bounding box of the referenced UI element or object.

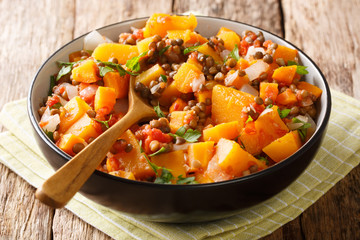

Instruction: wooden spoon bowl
[35,76,157,208]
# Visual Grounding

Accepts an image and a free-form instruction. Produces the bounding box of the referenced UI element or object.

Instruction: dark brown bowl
[28,16,331,222]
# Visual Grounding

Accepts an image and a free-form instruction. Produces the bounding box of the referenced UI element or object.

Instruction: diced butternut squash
[259,82,279,102]
[197,43,223,63]
[224,70,249,89]
[109,170,136,180]
[186,55,203,70]
[273,45,298,64]
[203,121,240,142]
[135,64,165,87]
[151,150,187,182]
[187,141,215,171]
[136,36,155,54]
[195,90,212,114]
[216,27,241,51]
[297,81,323,99]
[272,65,297,85]
[72,59,100,83]
[263,131,302,162]
[92,43,139,64]
[167,29,207,44]
[236,58,250,70]
[240,106,289,155]
[211,85,254,127]
[169,111,189,133]
[169,98,187,113]
[173,62,203,93]
[57,133,87,156]
[103,71,129,99]
[143,13,197,38]
[114,130,155,179]
[216,138,259,176]
[58,96,91,133]
[94,86,116,115]
[205,155,233,182]
[276,88,297,106]
[65,113,100,142]
[158,81,181,106]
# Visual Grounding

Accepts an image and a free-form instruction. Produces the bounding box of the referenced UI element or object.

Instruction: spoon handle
[35,109,141,208]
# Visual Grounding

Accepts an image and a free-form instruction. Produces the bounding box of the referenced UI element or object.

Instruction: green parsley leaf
[44,130,54,141]
[93,115,112,129]
[96,60,138,76]
[287,60,309,75]
[175,126,187,137]
[159,45,171,56]
[56,65,72,81]
[183,44,203,54]
[154,169,174,184]
[154,103,165,118]
[176,175,198,184]
[265,104,273,109]
[48,75,56,96]
[148,147,168,157]
[99,66,115,77]
[292,117,311,141]
[182,129,202,143]
[278,108,291,118]
[126,51,148,72]
[160,74,167,83]
[245,115,253,124]
[229,44,240,61]
[256,156,270,165]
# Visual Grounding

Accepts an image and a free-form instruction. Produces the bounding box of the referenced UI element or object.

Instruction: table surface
[1,0,359,239]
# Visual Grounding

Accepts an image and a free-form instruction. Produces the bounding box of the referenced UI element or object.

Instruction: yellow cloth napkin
[0,89,359,240]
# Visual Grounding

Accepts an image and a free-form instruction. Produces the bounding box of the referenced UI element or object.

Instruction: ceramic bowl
[28,16,331,222]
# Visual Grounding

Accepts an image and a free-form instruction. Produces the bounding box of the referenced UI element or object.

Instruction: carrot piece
[272,65,297,85]
[72,59,100,83]
[297,81,323,99]
[262,131,302,162]
[276,88,297,106]
[103,71,129,99]
[259,82,279,102]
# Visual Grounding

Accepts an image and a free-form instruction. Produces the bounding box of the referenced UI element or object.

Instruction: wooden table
[1,0,359,239]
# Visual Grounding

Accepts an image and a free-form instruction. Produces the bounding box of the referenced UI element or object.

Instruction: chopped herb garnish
[287,60,309,75]
[48,75,56,96]
[229,44,240,61]
[44,130,54,141]
[169,126,201,143]
[160,74,167,83]
[245,115,253,124]
[148,147,168,157]
[56,65,72,81]
[94,115,112,129]
[292,117,311,141]
[125,51,148,72]
[265,104,273,109]
[278,108,291,118]
[50,102,62,109]
[154,169,174,184]
[99,66,115,77]
[257,156,270,165]
[97,60,138,76]
[176,175,198,184]
[154,103,165,118]
[183,44,203,54]
[159,45,171,56]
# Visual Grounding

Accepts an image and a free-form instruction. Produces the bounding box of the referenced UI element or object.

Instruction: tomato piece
[79,85,98,105]
[46,95,60,107]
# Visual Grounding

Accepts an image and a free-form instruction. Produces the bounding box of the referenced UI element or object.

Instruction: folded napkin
[0,89,359,240]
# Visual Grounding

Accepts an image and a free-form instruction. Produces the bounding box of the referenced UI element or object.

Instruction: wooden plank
[281,0,360,239]
[173,0,283,36]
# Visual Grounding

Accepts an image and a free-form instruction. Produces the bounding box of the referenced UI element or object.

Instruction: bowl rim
[28,15,332,189]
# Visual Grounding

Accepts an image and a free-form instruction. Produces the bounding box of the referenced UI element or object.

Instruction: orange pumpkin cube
[65,113,100,142]
[135,64,165,87]
[224,70,249,89]
[58,96,91,133]
[297,81,323,99]
[72,59,100,83]
[57,133,87,156]
[136,36,155,54]
[103,71,129,99]
[187,141,215,171]
[92,43,139,64]
[197,43,223,63]
[143,13,197,38]
[94,86,116,115]
[262,131,302,162]
[203,121,241,142]
[169,98,187,113]
[216,27,241,51]
[259,82,279,102]
[276,88,297,106]
[272,65,297,85]
[151,150,187,182]
[273,45,298,64]
[158,81,181,106]
[173,62,203,93]
[169,110,190,133]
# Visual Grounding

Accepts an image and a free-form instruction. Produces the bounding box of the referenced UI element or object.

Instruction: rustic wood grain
[0,0,359,239]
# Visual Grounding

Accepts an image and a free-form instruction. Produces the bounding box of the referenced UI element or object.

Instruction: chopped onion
[287,122,304,130]
[300,97,313,107]
[83,30,112,51]
[40,108,60,132]
[173,142,193,151]
[224,71,238,87]
[244,60,269,81]
[65,84,78,100]
[220,49,231,60]
[245,46,266,61]
[191,74,205,92]
[240,83,259,96]
[54,94,68,106]
[295,115,308,123]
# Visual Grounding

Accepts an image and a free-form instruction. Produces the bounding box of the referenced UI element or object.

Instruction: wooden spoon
[35,76,157,208]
